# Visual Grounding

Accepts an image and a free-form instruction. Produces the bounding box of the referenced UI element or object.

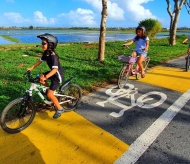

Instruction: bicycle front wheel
[117,65,130,89]
[0,97,36,134]
[58,84,82,112]
[185,54,190,72]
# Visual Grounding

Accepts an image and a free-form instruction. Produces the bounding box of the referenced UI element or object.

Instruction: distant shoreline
[0,28,188,45]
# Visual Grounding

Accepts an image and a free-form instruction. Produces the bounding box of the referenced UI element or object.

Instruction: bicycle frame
[27,82,75,106]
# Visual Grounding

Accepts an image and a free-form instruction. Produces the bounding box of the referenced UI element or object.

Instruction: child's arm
[40,68,58,82]
[182,38,188,44]
[27,60,42,71]
[122,40,134,46]
[144,40,149,53]
[44,68,58,79]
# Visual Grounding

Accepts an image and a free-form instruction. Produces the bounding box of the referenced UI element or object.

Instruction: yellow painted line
[0,111,129,164]
[139,66,190,92]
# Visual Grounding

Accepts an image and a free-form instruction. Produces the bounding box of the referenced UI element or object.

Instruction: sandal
[53,108,65,119]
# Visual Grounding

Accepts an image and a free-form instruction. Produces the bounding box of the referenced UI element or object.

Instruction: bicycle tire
[58,84,82,112]
[135,73,141,80]
[0,97,36,134]
[117,65,130,89]
[144,56,150,72]
[185,54,190,72]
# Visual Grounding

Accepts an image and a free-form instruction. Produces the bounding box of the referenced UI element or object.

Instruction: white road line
[114,89,190,164]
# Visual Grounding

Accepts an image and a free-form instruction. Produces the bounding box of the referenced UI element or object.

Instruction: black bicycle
[1,71,82,134]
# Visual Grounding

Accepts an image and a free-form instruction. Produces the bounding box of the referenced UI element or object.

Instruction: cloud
[83,0,124,20]
[3,11,56,26]
[4,12,29,24]
[58,8,96,27]
[107,1,124,20]
[123,0,157,21]
[33,11,55,25]
[83,0,157,26]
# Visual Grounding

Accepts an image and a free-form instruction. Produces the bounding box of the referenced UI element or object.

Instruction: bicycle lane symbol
[96,84,167,118]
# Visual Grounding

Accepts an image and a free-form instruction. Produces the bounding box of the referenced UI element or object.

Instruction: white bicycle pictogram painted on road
[96,84,167,118]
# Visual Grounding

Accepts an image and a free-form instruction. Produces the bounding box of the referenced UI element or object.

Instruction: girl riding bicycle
[122,26,149,78]
[27,33,65,119]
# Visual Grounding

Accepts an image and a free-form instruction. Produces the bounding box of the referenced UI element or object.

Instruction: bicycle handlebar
[25,71,40,83]
[125,45,134,52]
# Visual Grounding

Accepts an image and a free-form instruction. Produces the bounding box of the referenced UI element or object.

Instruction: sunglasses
[41,42,47,45]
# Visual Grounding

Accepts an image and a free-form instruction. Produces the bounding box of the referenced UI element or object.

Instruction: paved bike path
[0,64,190,163]
[0,111,129,164]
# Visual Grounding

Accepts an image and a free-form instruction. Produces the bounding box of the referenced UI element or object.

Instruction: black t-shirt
[40,51,64,83]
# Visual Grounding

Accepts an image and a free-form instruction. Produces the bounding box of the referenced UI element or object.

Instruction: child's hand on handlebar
[39,74,47,84]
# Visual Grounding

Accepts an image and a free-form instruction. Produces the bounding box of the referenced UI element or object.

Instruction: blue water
[0,29,172,45]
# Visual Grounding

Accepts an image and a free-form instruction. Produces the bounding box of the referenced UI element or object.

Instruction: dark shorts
[43,71,63,91]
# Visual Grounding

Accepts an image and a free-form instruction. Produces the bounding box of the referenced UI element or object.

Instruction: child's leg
[47,89,65,119]
[188,47,190,53]
[129,51,137,63]
[131,51,137,58]
[47,90,62,110]
[137,55,145,77]
[47,79,64,119]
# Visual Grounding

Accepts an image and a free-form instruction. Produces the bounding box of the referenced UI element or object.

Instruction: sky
[0,0,190,28]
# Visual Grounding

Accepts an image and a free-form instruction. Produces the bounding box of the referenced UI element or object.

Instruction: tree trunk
[166,0,185,45]
[98,0,107,62]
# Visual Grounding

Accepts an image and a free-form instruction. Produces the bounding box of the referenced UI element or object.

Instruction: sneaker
[53,108,65,119]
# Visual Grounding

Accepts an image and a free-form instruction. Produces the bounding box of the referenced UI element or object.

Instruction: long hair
[134,35,147,41]
[45,42,59,59]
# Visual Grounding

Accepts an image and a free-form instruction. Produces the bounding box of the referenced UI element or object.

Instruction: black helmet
[136,26,146,35]
[37,33,58,49]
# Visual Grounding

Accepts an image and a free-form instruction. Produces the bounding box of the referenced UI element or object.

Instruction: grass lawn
[0,35,188,110]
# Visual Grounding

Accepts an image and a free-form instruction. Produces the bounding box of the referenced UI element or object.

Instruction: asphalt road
[76,55,190,164]
[0,55,190,164]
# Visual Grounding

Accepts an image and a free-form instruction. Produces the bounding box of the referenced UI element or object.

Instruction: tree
[29,25,34,30]
[166,0,186,45]
[184,0,190,14]
[98,0,107,62]
[139,18,162,38]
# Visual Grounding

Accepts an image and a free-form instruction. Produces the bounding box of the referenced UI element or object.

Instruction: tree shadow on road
[0,130,45,163]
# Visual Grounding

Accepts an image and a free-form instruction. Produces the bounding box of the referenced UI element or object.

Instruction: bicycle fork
[18,93,32,118]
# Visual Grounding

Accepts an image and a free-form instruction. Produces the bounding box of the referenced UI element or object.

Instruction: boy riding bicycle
[122,26,149,78]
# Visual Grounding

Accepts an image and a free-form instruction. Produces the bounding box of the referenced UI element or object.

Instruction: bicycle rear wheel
[58,84,82,112]
[117,65,130,89]
[185,54,190,72]
[0,97,36,134]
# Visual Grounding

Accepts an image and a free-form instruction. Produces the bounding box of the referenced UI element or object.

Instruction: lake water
[0,29,179,45]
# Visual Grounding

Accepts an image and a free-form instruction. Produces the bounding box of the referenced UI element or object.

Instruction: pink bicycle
[117,46,150,89]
